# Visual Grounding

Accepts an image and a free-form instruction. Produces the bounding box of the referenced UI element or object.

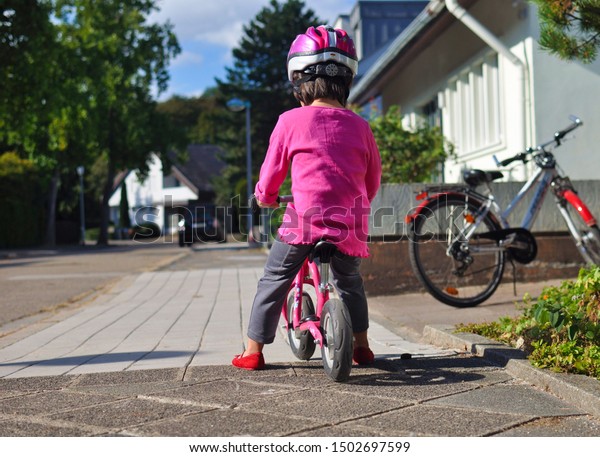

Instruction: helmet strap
[291,74,315,93]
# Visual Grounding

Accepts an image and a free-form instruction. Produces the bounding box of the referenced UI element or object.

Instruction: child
[232,25,381,370]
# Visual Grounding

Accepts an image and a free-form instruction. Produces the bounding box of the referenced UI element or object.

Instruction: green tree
[215,0,322,205]
[369,106,452,183]
[0,1,56,155]
[54,0,181,244]
[531,0,600,63]
[1,1,90,246]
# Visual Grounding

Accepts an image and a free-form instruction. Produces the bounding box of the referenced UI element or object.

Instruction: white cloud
[170,49,203,67]
[150,0,265,47]
[150,0,356,47]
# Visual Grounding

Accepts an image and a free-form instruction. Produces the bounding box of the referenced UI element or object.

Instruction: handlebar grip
[249,194,293,210]
[496,152,528,167]
[554,117,582,142]
[249,194,259,212]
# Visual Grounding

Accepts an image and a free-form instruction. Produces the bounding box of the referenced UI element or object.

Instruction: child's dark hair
[291,71,352,107]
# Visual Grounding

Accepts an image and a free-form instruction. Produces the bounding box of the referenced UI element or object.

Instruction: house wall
[372,0,600,184]
[108,153,197,233]
[349,0,429,60]
[528,32,600,181]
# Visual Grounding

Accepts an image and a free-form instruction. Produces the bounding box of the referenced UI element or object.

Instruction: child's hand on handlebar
[249,194,280,212]
[257,199,279,209]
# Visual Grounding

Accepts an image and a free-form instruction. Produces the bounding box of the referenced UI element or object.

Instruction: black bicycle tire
[320,298,353,382]
[408,194,506,307]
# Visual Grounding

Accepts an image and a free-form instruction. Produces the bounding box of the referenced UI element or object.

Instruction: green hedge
[0,153,45,248]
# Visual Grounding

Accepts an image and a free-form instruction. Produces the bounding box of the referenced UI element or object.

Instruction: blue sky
[149,0,357,100]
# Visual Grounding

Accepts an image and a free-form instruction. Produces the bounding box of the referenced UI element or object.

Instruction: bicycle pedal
[299,315,319,323]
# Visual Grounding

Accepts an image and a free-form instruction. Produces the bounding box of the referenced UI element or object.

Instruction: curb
[423,324,600,419]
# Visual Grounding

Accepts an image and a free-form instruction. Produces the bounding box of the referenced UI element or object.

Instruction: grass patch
[456,266,600,380]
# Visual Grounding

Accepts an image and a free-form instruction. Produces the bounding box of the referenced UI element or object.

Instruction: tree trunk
[97,158,116,246]
[44,168,60,247]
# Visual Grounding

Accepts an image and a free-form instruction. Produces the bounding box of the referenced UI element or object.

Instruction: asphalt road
[0,239,190,330]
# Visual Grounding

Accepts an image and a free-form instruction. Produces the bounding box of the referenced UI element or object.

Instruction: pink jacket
[255,105,381,257]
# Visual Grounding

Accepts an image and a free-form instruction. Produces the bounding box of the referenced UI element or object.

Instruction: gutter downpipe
[444,0,529,157]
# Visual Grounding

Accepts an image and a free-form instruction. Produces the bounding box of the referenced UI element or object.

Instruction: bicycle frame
[459,166,554,244]
[281,251,331,348]
[436,166,596,265]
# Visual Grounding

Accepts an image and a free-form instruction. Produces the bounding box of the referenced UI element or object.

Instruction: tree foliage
[0,0,58,156]
[1,0,181,246]
[531,0,600,63]
[368,106,452,183]
[54,0,181,244]
[215,0,322,204]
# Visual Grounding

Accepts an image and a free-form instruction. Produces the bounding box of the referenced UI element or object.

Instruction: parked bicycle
[406,115,600,308]
[252,195,353,381]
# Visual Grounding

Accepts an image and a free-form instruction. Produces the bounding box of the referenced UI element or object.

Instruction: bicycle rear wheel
[286,292,316,360]
[408,194,505,307]
[561,201,600,265]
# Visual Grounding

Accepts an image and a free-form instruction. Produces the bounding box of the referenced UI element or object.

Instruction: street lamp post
[76,166,86,246]
[226,98,253,245]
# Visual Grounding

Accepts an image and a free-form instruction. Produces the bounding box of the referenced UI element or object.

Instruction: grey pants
[247,239,369,344]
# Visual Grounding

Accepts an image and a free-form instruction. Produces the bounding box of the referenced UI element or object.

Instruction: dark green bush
[0,153,45,248]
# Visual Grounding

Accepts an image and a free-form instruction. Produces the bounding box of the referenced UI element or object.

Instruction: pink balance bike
[283,238,353,382]
[258,195,354,382]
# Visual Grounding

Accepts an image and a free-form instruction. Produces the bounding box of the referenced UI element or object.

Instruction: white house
[348,0,600,183]
[108,144,225,235]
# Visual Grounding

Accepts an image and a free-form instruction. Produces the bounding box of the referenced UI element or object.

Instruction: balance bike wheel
[286,293,316,360]
[320,298,353,382]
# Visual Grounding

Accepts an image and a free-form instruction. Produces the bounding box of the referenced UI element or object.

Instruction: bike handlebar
[249,194,293,212]
[494,115,583,168]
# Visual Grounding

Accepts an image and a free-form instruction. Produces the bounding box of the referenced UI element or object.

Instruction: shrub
[0,152,45,247]
[456,265,600,380]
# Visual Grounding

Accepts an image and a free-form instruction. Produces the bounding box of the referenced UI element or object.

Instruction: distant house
[108,144,225,235]
[335,1,429,61]
[347,0,600,182]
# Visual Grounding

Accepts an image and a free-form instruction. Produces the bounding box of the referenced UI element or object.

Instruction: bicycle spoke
[409,195,505,307]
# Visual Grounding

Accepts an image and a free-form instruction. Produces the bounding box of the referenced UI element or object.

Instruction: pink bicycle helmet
[287,25,358,82]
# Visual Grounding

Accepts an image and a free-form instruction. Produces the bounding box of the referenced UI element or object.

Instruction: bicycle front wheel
[408,194,505,307]
[561,201,600,265]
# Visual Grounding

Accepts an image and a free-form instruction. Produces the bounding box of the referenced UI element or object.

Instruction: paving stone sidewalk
[0,251,599,438]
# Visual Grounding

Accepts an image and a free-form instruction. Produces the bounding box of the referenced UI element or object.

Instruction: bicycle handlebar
[494,115,583,168]
[249,194,293,212]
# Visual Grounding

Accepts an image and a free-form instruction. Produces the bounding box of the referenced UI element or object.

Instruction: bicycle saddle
[309,240,337,263]
[463,169,504,187]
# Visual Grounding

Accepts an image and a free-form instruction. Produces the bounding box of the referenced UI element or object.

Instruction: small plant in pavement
[456,265,600,380]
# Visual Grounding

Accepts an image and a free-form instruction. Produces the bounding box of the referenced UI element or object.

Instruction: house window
[444,54,501,156]
[422,98,441,129]
[163,174,180,188]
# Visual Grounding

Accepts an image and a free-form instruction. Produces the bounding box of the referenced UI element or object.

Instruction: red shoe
[353,347,374,365]
[232,352,265,370]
